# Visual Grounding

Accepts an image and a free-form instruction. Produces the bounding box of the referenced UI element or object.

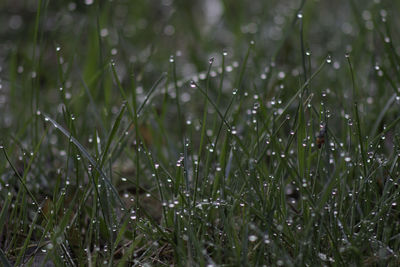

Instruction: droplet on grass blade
[326,56,332,64]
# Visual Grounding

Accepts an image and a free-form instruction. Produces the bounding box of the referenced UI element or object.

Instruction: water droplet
[209,57,214,64]
[225,65,233,72]
[326,56,332,64]
[84,0,94,5]
[223,50,228,56]
[333,61,340,69]
[248,235,258,242]
[56,46,61,52]
[190,80,196,88]
[169,55,174,63]
[318,253,327,261]
[277,260,284,266]
[297,13,303,19]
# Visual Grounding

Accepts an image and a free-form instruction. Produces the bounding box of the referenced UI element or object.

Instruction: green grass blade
[40,114,125,208]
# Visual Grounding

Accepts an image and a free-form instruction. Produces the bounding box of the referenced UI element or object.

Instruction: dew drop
[248,235,258,242]
[326,56,332,64]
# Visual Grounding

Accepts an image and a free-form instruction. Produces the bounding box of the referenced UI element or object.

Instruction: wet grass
[1,0,400,266]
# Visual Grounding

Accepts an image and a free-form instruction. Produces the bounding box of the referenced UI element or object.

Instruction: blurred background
[0,0,399,153]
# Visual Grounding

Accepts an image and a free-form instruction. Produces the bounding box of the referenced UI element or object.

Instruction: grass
[1,0,400,265]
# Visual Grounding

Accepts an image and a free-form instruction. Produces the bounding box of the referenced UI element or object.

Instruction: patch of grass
[1,0,400,265]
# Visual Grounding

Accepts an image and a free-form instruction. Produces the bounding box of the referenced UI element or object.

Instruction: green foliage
[1,0,400,265]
